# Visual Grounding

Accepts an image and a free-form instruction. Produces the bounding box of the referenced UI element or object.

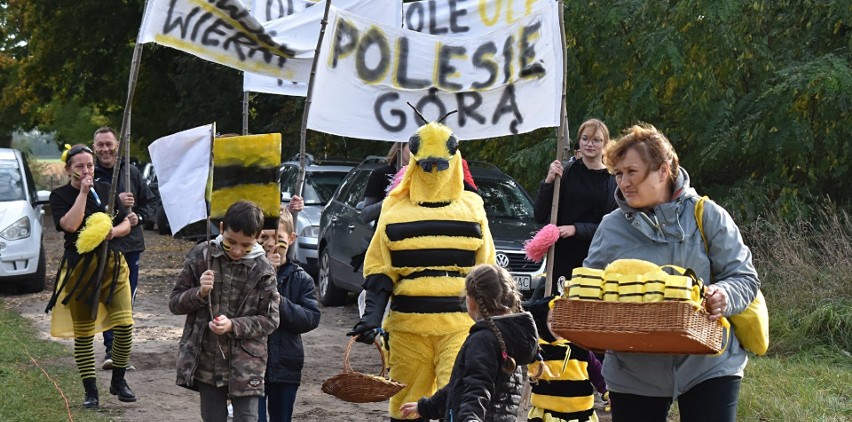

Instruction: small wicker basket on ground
[550,298,725,354]
[321,336,405,403]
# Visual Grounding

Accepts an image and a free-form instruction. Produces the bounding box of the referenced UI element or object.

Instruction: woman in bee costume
[349,113,496,421]
[47,144,136,409]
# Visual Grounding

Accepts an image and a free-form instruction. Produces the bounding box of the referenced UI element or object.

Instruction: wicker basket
[550,298,725,354]
[321,336,405,403]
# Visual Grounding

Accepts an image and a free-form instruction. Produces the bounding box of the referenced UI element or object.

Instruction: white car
[0,148,50,292]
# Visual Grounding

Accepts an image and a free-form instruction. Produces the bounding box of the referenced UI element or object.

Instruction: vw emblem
[495,253,510,268]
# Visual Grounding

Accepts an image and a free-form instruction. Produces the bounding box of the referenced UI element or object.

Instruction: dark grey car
[316,159,545,306]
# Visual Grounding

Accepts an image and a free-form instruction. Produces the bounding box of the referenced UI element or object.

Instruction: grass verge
[739,349,851,420]
[0,298,113,422]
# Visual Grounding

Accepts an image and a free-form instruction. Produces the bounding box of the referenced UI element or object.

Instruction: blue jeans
[258,383,298,422]
[104,251,140,350]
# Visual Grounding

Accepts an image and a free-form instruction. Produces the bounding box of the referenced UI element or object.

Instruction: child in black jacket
[400,264,539,422]
[257,211,321,422]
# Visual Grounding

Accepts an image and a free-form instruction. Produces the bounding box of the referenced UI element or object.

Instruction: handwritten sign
[242,0,400,97]
[306,3,562,141]
[139,0,311,80]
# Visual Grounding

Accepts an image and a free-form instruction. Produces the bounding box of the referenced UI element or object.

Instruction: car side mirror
[35,190,51,205]
[355,201,365,211]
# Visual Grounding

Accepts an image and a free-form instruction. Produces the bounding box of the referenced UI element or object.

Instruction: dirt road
[6,216,609,421]
[6,221,388,421]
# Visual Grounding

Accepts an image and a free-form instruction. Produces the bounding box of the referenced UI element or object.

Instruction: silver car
[279,157,356,278]
[0,148,50,292]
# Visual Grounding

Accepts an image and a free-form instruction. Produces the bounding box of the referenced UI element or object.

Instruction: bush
[739,201,852,354]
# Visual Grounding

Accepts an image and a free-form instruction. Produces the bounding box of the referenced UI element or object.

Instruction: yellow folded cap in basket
[568,267,603,300]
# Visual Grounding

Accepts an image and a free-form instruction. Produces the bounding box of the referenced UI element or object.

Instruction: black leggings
[609,376,741,422]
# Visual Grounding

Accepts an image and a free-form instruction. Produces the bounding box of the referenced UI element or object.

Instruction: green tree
[0,0,30,146]
[519,0,852,214]
[2,0,849,215]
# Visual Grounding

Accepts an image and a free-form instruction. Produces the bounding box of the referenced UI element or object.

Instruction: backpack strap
[694,196,709,253]
[693,197,733,355]
[694,196,714,282]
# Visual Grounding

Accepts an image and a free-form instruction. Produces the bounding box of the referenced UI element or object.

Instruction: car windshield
[477,178,535,219]
[302,171,349,205]
[0,160,26,202]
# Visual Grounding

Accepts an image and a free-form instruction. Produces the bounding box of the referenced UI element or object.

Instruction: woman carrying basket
[583,124,759,421]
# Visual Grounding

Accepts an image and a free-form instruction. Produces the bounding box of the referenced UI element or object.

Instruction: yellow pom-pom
[60,144,72,163]
[76,212,112,254]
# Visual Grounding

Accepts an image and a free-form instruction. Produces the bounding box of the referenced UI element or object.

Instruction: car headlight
[0,216,31,241]
[300,225,320,239]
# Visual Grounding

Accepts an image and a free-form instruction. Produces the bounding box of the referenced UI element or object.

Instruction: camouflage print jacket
[169,239,280,397]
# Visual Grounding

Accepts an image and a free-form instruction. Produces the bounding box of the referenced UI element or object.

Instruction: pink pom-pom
[523,224,560,262]
[386,165,407,193]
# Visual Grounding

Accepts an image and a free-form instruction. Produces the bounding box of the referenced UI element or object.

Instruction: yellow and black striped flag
[210,133,281,229]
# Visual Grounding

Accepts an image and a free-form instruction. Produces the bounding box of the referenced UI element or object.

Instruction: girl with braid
[400,264,538,421]
[47,144,136,408]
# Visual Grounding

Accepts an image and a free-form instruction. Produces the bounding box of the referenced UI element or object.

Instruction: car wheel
[157,206,170,235]
[317,249,347,306]
[20,246,46,293]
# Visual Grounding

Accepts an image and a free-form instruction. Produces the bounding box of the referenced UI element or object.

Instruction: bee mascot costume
[348,112,495,421]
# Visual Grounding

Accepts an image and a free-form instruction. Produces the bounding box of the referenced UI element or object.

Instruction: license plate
[513,274,531,290]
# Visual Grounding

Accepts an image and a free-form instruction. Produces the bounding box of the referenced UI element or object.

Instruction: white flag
[243,0,402,97]
[148,124,213,236]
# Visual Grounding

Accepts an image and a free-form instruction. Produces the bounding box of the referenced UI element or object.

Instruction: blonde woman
[533,118,617,292]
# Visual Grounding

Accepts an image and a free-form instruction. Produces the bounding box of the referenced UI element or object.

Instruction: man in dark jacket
[92,126,158,370]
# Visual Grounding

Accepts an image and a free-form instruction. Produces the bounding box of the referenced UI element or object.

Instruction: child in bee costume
[526,297,608,422]
[348,119,496,421]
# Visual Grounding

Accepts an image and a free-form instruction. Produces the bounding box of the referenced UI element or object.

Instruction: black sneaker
[102,350,113,370]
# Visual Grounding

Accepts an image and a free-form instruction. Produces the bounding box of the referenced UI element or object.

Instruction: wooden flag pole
[90,32,145,319]
[242,90,250,135]
[294,0,334,204]
[206,122,216,248]
[544,0,570,298]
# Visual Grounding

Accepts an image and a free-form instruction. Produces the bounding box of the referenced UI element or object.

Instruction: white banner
[138,0,312,80]
[243,0,402,97]
[147,124,213,236]
[402,0,552,33]
[307,3,563,141]
[248,0,319,22]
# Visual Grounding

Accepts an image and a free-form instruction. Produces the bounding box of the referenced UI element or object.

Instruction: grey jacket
[583,167,759,398]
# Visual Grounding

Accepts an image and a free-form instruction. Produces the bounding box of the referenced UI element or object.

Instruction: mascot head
[389,106,466,204]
